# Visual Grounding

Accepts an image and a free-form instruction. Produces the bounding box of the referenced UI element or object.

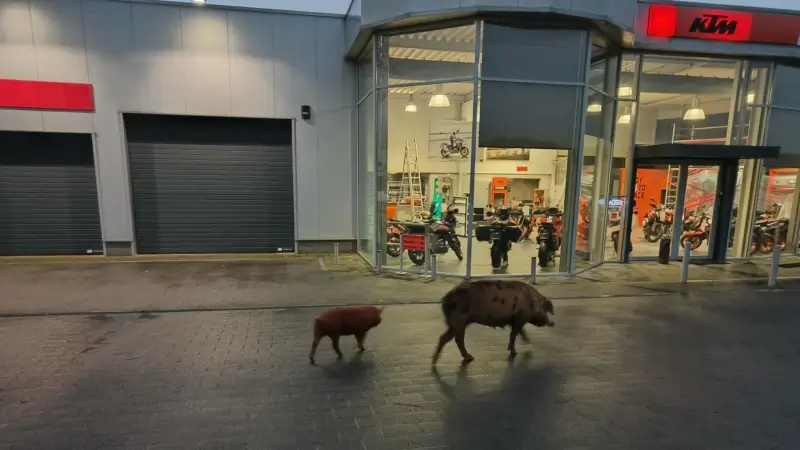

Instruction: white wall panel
[227,10,277,117]
[671,0,800,12]
[28,1,90,83]
[154,0,352,16]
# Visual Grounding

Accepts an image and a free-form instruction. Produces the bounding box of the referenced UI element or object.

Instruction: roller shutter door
[0,131,103,256]
[125,114,295,254]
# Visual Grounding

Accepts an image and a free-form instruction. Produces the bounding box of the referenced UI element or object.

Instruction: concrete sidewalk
[0,254,798,316]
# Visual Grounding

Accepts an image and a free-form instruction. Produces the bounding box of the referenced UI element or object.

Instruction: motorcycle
[518,208,547,242]
[402,205,464,266]
[440,131,469,158]
[759,217,789,253]
[476,208,522,269]
[609,217,634,257]
[642,197,673,242]
[536,208,562,268]
[679,208,712,250]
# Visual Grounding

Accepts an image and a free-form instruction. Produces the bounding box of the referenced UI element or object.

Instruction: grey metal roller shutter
[0,132,103,256]
[125,114,295,254]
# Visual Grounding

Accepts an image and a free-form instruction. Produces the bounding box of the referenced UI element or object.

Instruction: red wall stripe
[0,79,94,112]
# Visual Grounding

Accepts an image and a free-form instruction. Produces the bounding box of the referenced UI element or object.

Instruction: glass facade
[355,19,800,277]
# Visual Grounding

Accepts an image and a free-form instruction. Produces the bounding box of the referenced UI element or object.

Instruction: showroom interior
[355,15,800,278]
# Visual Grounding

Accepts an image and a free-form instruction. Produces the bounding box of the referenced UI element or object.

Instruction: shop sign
[647,4,800,45]
[516,166,528,172]
[0,79,94,111]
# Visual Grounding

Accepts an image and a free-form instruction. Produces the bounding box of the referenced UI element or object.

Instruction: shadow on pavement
[432,355,561,449]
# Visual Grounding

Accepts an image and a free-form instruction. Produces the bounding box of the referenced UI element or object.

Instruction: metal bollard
[423,234,430,276]
[768,240,781,289]
[530,257,537,284]
[431,254,437,280]
[680,241,691,294]
[333,242,339,265]
[398,235,405,274]
[375,250,382,275]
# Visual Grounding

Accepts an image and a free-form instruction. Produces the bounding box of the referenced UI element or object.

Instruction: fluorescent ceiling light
[747,92,755,104]
[429,85,450,108]
[193,0,206,3]
[587,102,602,113]
[683,96,706,121]
[617,114,631,124]
[618,86,633,97]
[405,95,417,113]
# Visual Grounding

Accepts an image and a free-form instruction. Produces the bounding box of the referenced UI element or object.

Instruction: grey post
[399,234,405,274]
[768,238,781,289]
[333,242,339,264]
[423,230,430,276]
[530,256,537,284]
[431,254,437,280]
[680,240,691,294]
[375,250,382,274]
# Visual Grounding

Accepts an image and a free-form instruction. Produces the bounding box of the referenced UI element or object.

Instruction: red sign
[516,166,528,172]
[0,79,94,111]
[647,4,800,46]
[400,234,426,252]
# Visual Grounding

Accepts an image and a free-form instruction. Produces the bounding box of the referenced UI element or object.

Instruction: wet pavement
[2,290,800,449]
[0,255,798,316]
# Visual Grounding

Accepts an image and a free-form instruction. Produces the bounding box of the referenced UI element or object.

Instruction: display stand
[452,195,468,237]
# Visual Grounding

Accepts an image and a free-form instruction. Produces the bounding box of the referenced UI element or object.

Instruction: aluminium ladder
[664,165,680,209]
[399,140,425,218]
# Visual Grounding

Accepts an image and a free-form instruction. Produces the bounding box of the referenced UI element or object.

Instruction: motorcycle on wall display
[401,204,464,266]
[440,131,469,158]
[476,207,522,269]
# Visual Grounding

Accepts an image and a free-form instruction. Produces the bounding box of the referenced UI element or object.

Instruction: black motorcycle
[402,206,463,266]
[476,209,522,269]
[536,208,562,268]
[440,131,469,158]
[609,217,633,257]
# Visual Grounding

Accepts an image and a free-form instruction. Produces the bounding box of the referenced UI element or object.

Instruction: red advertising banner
[0,79,95,111]
[647,4,800,46]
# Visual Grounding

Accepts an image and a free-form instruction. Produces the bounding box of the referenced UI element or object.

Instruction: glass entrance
[676,165,721,260]
[625,162,726,261]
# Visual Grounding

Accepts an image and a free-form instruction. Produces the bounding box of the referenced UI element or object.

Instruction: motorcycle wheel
[440,146,449,158]
[680,235,702,251]
[538,245,550,268]
[778,235,787,252]
[645,223,664,243]
[386,234,401,258]
[408,250,426,266]
[749,236,758,256]
[451,238,464,261]
[459,147,469,158]
[490,243,504,269]
[760,236,775,254]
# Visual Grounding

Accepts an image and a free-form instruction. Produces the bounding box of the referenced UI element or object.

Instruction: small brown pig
[432,280,555,365]
[309,306,384,364]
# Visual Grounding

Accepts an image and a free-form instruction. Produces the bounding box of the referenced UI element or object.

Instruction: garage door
[0,131,103,256]
[125,114,295,254]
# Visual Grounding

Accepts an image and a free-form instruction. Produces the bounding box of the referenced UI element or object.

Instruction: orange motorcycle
[679,209,712,250]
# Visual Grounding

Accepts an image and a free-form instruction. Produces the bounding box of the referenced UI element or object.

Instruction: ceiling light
[429,85,450,108]
[746,91,755,104]
[404,95,417,113]
[587,101,602,113]
[617,113,631,124]
[193,0,206,3]
[618,86,633,97]
[683,96,706,121]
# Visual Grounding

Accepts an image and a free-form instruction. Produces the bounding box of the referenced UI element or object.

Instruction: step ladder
[387,180,402,203]
[399,140,425,218]
[664,165,680,209]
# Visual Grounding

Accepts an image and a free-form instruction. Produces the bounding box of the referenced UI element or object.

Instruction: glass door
[675,165,722,260]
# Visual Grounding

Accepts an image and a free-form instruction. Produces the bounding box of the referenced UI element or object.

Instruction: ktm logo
[689,14,738,35]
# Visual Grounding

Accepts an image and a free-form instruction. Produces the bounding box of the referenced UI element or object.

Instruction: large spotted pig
[432,280,554,365]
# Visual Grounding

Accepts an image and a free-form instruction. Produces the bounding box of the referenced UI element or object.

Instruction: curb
[2,282,798,319]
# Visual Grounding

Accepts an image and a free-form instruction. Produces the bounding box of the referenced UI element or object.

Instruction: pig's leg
[331,334,343,360]
[454,327,474,364]
[355,332,366,352]
[309,332,322,364]
[432,327,455,365]
[507,324,523,357]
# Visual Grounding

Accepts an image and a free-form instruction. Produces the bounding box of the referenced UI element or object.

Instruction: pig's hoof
[358,347,366,353]
[547,321,555,327]
[309,358,315,365]
[461,355,474,365]
[508,350,518,358]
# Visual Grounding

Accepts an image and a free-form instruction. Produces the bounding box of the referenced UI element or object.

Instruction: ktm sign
[689,13,739,35]
[647,4,800,45]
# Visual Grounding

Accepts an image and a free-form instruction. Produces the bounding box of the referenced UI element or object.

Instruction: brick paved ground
[0,256,799,316]
[2,289,800,449]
